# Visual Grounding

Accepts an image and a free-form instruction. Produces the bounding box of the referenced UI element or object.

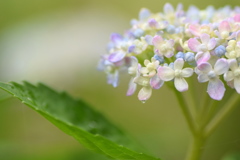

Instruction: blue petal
[139,8,151,20]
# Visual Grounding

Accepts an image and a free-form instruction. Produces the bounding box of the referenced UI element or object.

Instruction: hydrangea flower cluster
[98,3,240,102]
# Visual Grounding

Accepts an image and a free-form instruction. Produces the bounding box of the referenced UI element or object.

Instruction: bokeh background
[0,0,240,160]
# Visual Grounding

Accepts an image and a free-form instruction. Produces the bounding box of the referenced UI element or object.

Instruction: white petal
[134,76,150,87]
[140,67,149,74]
[150,75,164,89]
[200,33,210,44]
[157,66,175,81]
[130,56,138,67]
[174,58,184,70]
[127,77,137,96]
[195,67,202,75]
[207,79,226,100]
[198,73,209,83]
[174,77,188,92]
[207,38,217,50]
[234,77,240,93]
[164,3,174,14]
[181,68,193,77]
[144,59,150,66]
[214,58,229,75]
[224,71,234,81]
[164,50,174,58]
[228,59,238,71]
[138,86,152,101]
[227,80,234,88]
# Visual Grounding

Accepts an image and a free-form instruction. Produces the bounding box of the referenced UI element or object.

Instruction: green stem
[200,100,219,130]
[204,93,239,137]
[197,94,211,126]
[173,90,197,135]
[185,134,205,160]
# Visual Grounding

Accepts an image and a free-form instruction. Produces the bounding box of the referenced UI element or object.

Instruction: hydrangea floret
[99,3,240,102]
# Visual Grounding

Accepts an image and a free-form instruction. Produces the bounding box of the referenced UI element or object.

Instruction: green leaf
[0,81,160,160]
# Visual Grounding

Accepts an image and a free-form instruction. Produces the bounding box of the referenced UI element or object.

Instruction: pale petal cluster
[99,3,240,102]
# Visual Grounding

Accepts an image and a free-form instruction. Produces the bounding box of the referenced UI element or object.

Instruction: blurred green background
[0,0,240,160]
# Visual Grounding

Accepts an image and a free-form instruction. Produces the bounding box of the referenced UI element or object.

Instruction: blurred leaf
[222,152,240,160]
[0,81,160,160]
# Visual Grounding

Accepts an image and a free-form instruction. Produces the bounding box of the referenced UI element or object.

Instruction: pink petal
[200,33,210,44]
[207,38,217,50]
[138,86,152,101]
[234,14,240,22]
[214,58,229,75]
[195,51,210,65]
[127,77,137,96]
[165,50,174,58]
[174,58,184,70]
[174,77,188,92]
[152,35,163,46]
[108,51,126,63]
[234,77,240,94]
[197,62,212,73]
[157,66,175,81]
[219,20,231,33]
[207,79,226,100]
[189,24,200,36]
[188,38,201,52]
[236,31,240,41]
[150,74,164,89]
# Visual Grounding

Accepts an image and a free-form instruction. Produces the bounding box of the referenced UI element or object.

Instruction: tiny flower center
[207,70,217,79]
[234,69,240,77]
[228,40,236,46]
[221,31,229,39]
[226,46,234,52]
[229,51,236,58]
[147,63,155,71]
[199,44,208,52]
[200,28,209,34]
[141,78,150,87]
[175,69,182,77]
[160,44,168,52]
